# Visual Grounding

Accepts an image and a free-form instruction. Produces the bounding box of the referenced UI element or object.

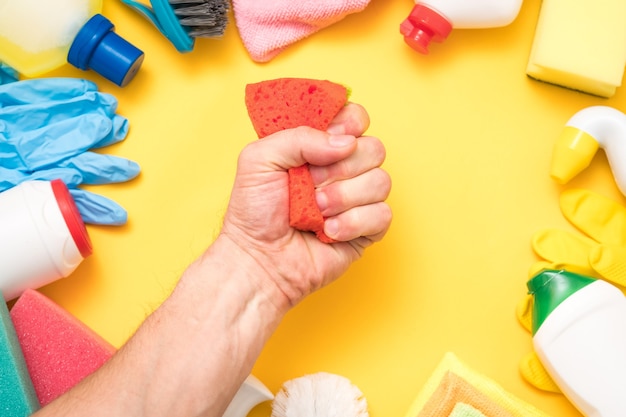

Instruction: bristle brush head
[120,0,229,52]
[168,0,229,38]
[271,372,369,417]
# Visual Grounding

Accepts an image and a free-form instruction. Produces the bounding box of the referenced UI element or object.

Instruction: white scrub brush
[271,372,369,417]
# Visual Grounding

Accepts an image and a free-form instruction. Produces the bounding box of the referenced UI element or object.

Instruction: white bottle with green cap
[528,269,626,417]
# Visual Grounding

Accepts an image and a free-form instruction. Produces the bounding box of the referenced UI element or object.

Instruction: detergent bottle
[528,269,626,417]
[0,0,144,86]
[0,180,92,302]
[400,0,523,54]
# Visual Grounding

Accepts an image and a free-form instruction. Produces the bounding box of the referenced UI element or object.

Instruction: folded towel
[232,0,370,62]
[419,371,514,417]
[450,403,487,417]
[404,353,552,417]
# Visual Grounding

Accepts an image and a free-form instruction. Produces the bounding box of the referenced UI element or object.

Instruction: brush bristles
[271,373,369,417]
[168,0,229,38]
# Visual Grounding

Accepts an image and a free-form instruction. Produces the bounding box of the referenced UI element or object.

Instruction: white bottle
[400,0,523,54]
[0,180,92,301]
[528,269,626,417]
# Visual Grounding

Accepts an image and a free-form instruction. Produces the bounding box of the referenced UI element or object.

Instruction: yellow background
[35,0,626,416]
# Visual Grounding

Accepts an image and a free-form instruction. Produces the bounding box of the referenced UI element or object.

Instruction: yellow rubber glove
[517,188,626,393]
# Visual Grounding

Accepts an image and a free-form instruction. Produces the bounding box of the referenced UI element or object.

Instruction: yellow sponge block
[526,0,626,98]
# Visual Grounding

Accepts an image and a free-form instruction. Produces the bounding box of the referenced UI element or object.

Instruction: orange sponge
[245,78,348,242]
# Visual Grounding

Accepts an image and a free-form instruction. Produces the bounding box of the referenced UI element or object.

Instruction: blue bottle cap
[67,14,144,87]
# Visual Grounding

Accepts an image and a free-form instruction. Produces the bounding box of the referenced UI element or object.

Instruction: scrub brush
[271,372,369,417]
[120,0,229,52]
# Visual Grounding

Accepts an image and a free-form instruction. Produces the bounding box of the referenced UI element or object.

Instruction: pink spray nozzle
[400,3,453,54]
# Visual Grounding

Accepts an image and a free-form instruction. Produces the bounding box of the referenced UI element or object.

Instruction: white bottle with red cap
[0,180,92,301]
[400,0,523,54]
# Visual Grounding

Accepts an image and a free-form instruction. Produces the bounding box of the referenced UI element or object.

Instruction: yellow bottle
[0,0,144,86]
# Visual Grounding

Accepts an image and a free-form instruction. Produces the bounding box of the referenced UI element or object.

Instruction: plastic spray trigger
[550,126,599,185]
[550,106,626,196]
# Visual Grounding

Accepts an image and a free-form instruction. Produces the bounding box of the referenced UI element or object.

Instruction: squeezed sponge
[0,291,39,416]
[9,289,116,406]
[526,0,626,98]
[245,78,349,242]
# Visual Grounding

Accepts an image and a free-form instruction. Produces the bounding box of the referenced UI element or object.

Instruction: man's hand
[219,102,392,308]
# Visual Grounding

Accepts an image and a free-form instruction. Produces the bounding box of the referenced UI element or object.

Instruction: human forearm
[31,103,390,416]
[33,235,286,417]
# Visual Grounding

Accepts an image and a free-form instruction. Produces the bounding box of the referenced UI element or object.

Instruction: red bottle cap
[50,179,93,258]
[400,3,453,54]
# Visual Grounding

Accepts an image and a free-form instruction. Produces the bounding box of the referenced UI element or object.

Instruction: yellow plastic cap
[550,126,599,184]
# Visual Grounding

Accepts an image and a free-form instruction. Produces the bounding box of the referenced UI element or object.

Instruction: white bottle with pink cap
[400,0,523,54]
[0,180,92,301]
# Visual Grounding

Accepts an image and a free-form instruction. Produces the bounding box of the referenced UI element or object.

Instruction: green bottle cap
[527,269,597,335]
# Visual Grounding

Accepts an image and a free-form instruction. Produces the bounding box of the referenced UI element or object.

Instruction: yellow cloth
[449,403,487,417]
[418,372,514,417]
[404,353,552,417]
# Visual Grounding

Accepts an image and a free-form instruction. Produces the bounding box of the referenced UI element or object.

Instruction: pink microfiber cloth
[9,289,116,406]
[233,0,371,62]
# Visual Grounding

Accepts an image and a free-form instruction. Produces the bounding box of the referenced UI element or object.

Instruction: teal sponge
[0,291,39,416]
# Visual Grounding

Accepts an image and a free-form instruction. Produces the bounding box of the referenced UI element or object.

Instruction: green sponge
[0,292,39,416]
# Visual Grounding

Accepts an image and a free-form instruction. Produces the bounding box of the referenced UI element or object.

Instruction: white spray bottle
[550,106,626,196]
[400,0,523,54]
[528,269,626,417]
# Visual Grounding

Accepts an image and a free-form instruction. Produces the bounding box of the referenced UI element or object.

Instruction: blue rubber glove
[0,63,18,84]
[0,78,140,225]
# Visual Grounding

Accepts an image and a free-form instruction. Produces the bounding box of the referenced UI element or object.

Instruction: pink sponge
[0,291,39,415]
[9,289,116,406]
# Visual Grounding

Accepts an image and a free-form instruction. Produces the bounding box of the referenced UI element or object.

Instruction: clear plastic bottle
[528,269,626,417]
[0,0,144,86]
[0,180,92,302]
[400,0,523,54]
